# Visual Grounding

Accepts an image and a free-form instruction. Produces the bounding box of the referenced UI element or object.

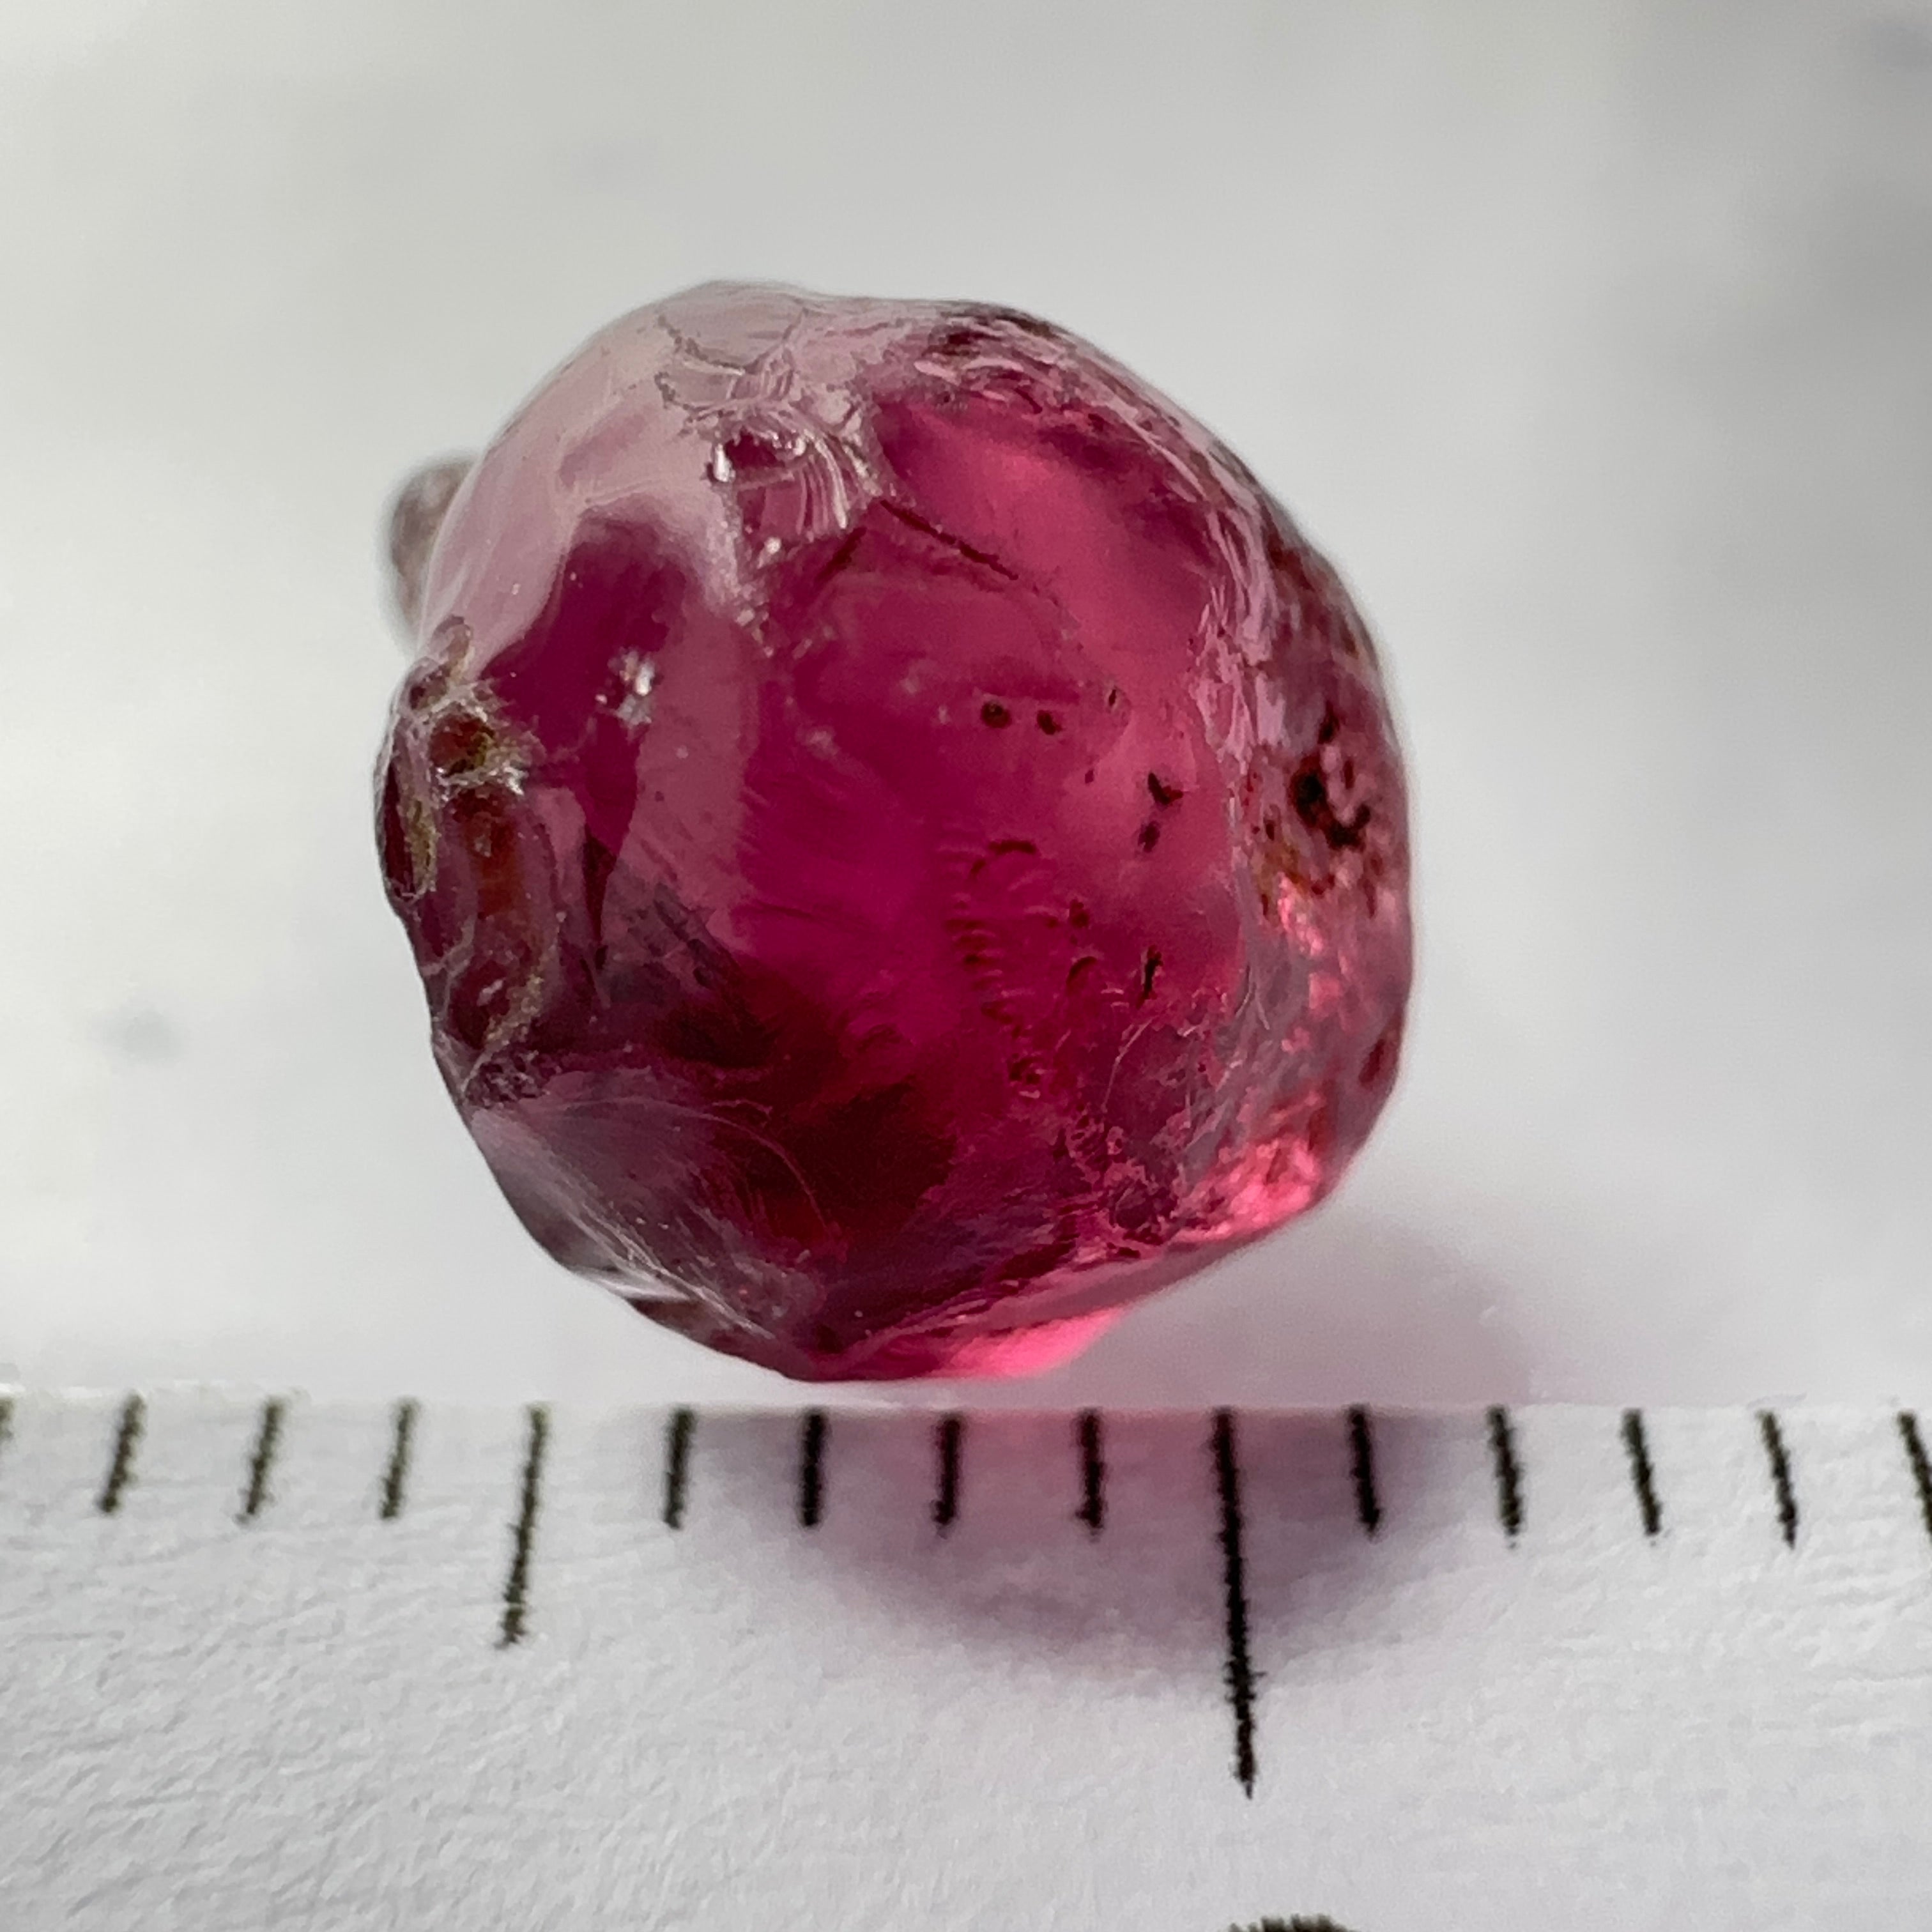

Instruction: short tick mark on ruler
[798,1409,827,1528]
[1211,1408,1258,1797]
[97,1393,144,1515]
[1621,1408,1663,1538]
[1758,1409,1798,1548]
[498,1404,549,1648]
[662,1407,694,1529]
[1899,1411,1932,1548]
[237,1397,286,1524]
[1346,1405,1380,1535]
[1487,1405,1524,1540]
[1076,1408,1106,1535]
[933,1413,963,1533]
[378,1399,418,1521]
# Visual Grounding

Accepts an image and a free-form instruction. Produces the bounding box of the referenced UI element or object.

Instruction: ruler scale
[3,1392,1931,1930]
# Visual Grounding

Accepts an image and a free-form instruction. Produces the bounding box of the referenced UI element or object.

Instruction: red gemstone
[377,283,1411,1380]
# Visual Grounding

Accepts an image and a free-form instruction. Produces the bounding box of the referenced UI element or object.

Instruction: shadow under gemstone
[954,1202,1537,1411]
[675,1399,1482,1690]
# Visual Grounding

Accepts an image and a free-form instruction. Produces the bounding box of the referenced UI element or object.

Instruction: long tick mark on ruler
[1234,1919,1358,1931]
[932,1413,963,1533]
[498,1404,549,1648]
[96,1393,145,1515]
[237,1397,286,1524]
[1075,1409,1106,1535]
[378,1399,418,1521]
[1621,1408,1663,1538]
[1487,1406,1524,1540]
[1346,1405,1381,1535]
[1758,1410,1798,1548]
[1899,1411,1932,1548]
[798,1409,827,1528]
[1211,1409,1258,1797]
[663,1407,694,1529]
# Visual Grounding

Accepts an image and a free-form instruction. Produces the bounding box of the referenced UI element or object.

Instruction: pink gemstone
[377,283,1411,1381]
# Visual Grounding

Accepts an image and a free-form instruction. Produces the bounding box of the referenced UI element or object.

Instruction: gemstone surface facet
[377,283,1412,1380]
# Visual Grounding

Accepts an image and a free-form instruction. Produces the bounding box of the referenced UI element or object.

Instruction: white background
[2,0,1929,1410]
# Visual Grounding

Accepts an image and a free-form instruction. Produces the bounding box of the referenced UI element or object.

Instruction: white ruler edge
[4,1392,1931,1931]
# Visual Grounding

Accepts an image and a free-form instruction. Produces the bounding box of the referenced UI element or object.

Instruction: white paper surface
[4,1391,1931,1929]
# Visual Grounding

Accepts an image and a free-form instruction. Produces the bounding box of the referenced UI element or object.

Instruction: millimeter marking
[1211,1409,1258,1797]
[662,1407,694,1529]
[498,1404,549,1648]
[1620,1408,1663,1538]
[378,1399,418,1521]
[1346,1405,1381,1535]
[96,1393,145,1515]
[933,1413,963,1533]
[798,1409,827,1528]
[1759,1410,1799,1548]
[1487,1406,1524,1540]
[237,1397,286,1524]
[1901,1411,1932,1547]
[1076,1409,1106,1535]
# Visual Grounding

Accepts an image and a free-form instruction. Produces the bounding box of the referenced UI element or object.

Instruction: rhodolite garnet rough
[377,283,1411,1380]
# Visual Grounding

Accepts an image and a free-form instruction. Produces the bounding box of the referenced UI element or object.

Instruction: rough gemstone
[377,283,1412,1380]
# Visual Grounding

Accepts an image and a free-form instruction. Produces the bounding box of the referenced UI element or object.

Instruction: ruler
[3,1392,1931,1931]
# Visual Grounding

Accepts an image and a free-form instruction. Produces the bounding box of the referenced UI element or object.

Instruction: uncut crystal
[377,283,1411,1379]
